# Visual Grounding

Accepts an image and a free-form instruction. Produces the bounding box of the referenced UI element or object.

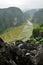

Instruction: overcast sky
[0,0,43,11]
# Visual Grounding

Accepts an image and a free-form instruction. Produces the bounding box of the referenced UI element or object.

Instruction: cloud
[0,0,43,10]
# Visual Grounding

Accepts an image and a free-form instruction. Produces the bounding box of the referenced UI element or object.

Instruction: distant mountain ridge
[24,9,37,20]
[24,9,43,24]
[0,7,25,33]
[31,9,43,24]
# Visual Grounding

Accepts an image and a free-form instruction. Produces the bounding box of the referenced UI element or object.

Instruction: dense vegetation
[30,24,43,44]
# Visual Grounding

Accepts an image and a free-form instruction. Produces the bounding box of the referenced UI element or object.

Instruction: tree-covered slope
[0,7,25,33]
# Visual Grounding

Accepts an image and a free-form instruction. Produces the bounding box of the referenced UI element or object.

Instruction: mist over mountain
[24,9,37,20]
[24,9,43,24]
[31,9,43,24]
[0,7,25,33]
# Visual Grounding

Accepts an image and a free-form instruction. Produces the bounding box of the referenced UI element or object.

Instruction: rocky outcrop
[0,38,43,65]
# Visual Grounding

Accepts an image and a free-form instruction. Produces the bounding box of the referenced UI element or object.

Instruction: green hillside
[30,24,43,44]
[0,22,33,43]
[0,7,25,33]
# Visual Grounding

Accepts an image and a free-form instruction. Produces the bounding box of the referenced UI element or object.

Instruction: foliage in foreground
[30,24,43,44]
